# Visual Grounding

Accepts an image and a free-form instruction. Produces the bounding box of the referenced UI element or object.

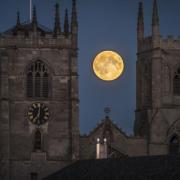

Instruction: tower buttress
[69,0,79,160]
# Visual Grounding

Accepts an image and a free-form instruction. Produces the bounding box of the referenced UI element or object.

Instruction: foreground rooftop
[43,155,180,180]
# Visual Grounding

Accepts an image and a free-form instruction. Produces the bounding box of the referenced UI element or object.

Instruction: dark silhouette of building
[0,0,180,180]
[43,155,180,180]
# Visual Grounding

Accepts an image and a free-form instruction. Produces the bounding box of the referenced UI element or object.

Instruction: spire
[16,11,21,26]
[71,0,78,32]
[152,0,160,37]
[71,0,78,49]
[152,0,159,26]
[64,9,69,37]
[54,3,61,35]
[137,2,144,40]
[32,6,37,26]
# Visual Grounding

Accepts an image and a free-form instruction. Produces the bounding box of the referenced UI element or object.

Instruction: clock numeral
[44,107,48,111]
[45,112,49,116]
[33,117,37,123]
[28,112,32,116]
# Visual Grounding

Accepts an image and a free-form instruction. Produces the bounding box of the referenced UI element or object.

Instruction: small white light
[104,138,107,143]
[97,138,100,143]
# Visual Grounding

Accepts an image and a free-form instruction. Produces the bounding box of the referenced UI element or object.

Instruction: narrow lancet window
[34,129,42,151]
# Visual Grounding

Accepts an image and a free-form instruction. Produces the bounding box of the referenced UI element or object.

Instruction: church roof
[43,155,180,180]
[2,21,52,36]
[82,116,128,138]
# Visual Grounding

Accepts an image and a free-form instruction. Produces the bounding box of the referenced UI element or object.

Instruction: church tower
[0,1,79,179]
[135,0,180,155]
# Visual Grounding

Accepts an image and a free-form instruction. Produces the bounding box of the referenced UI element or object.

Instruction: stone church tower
[0,0,79,179]
[135,0,180,155]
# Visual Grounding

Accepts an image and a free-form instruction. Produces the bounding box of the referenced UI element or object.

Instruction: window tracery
[27,60,49,98]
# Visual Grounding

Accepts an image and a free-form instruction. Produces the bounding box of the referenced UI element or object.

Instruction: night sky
[0,0,180,135]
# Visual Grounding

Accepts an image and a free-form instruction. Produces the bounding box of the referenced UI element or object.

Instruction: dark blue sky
[0,0,180,135]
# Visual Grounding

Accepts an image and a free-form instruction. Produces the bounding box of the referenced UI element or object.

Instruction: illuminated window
[34,129,42,151]
[169,135,179,155]
[173,68,180,95]
[27,60,49,98]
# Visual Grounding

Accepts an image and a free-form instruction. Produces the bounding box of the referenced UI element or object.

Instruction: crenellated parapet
[161,36,180,50]
[0,1,78,50]
[0,32,72,49]
[138,35,180,52]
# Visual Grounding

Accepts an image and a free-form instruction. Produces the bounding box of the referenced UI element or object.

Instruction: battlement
[138,35,180,53]
[161,36,180,50]
[0,1,78,49]
[0,33,72,48]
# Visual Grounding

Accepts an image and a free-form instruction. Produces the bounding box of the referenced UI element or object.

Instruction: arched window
[34,129,42,151]
[27,60,49,98]
[173,68,180,95]
[169,135,179,155]
[27,72,33,97]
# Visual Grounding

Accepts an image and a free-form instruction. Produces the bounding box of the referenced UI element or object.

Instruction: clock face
[27,102,49,125]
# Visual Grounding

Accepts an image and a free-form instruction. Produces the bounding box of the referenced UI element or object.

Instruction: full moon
[93,51,124,81]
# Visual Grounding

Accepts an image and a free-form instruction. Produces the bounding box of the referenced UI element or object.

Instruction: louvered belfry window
[27,60,49,98]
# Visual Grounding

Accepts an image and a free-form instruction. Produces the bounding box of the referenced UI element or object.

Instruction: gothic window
[27,60,49,98]
[42,72,49,98]
[27,72,33,97]
[34,129,42,151]
[35,72,41,97]
[173,68,180,95]
[169,135,179,155]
